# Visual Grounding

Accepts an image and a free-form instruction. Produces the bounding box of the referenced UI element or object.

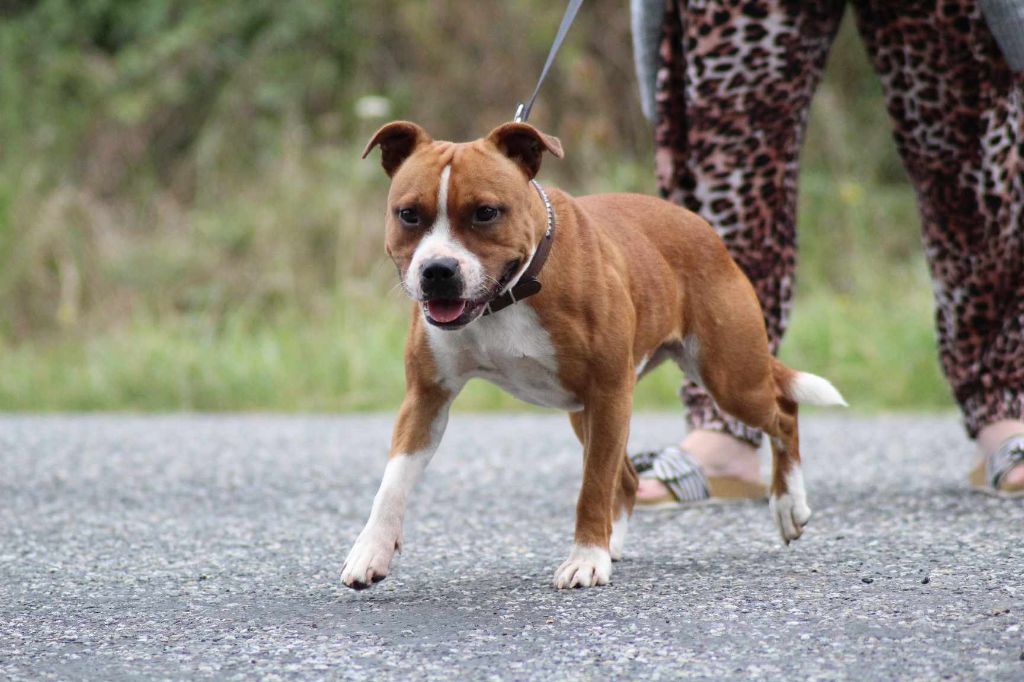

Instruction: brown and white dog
[342,121,846,590]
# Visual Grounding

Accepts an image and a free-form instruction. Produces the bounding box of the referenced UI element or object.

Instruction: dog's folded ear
[486,122,564,179]
[362,121,432,177]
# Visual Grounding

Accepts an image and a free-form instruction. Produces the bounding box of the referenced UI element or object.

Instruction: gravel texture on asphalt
[1,413,1022,680]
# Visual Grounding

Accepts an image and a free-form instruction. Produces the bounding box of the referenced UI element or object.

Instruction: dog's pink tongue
[427,299,467,323]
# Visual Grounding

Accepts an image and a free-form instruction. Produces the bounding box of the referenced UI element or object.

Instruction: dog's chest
[425,305,581,411]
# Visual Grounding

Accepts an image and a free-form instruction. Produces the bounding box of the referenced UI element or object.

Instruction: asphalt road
[1,413,1022,680]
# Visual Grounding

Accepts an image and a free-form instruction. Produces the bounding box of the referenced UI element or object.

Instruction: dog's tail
[773,359,848,407]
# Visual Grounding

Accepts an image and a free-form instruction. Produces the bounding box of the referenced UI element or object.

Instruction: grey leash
[980,0,1024,72]
[514,0,585,123]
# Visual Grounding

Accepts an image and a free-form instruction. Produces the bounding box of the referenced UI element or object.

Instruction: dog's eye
[473,206,500,224]
[396,208,420,226]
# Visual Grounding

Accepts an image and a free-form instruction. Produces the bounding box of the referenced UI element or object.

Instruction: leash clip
[513,103,527,123]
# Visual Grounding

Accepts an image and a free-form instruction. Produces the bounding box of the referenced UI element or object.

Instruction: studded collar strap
[482,180,555,316]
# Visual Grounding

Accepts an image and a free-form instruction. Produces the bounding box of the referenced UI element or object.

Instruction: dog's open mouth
[422,298,486,329]
[421,260,521,329]
[425,299,468,324]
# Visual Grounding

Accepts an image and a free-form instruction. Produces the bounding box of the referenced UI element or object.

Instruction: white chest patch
[425,304,581,411]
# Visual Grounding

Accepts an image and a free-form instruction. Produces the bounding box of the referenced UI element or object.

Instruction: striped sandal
[969,433,1024,498]
[630,446,768,510]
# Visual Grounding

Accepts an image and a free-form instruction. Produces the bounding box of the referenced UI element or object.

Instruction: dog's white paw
[341,528,399,590]
[609,515,628,561]
[553,545,612,589]
[769,492,812,545]
[770,465,812,545]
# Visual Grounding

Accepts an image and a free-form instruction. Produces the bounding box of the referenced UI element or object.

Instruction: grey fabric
[987,434,1024,488]
[980,0,1024,72]
[631,0,664,121]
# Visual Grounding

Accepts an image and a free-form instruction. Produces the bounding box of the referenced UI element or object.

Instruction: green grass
[0,295,404,412]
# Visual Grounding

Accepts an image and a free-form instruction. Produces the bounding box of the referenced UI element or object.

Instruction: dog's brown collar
[482,180,555,316]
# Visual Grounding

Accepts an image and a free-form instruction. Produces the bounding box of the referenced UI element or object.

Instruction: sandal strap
[987,434,1024,489]
[630,446,710,503]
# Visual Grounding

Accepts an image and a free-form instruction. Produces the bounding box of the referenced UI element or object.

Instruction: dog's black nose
[422,258,459,282]
[420,257,462,298]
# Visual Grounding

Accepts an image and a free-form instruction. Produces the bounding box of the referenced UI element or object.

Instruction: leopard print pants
[655,0,1024,443]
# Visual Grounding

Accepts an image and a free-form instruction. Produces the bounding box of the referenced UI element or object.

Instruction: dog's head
[363,121,563,329]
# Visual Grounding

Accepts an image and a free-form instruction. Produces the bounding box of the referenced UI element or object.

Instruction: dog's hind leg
[762,388,811,545]
[703,349,846,543]
[690,305,817,544]
[700,355,815,543]
[763,360,846,543]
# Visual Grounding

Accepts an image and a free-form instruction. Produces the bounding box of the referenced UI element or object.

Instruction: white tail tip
[789,372,848,407]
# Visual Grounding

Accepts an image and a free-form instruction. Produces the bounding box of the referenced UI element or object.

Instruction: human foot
[972,420,1024,494]
[633,430,763,505]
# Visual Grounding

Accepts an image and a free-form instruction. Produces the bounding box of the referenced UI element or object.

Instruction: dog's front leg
[554,381,633,589]
[342,382,453,590]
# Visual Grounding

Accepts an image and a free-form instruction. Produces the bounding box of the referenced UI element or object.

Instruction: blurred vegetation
[0,0,952,412]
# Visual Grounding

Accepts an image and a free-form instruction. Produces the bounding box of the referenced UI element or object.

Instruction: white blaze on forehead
[404,163,485,301]
[436,164,452,231]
